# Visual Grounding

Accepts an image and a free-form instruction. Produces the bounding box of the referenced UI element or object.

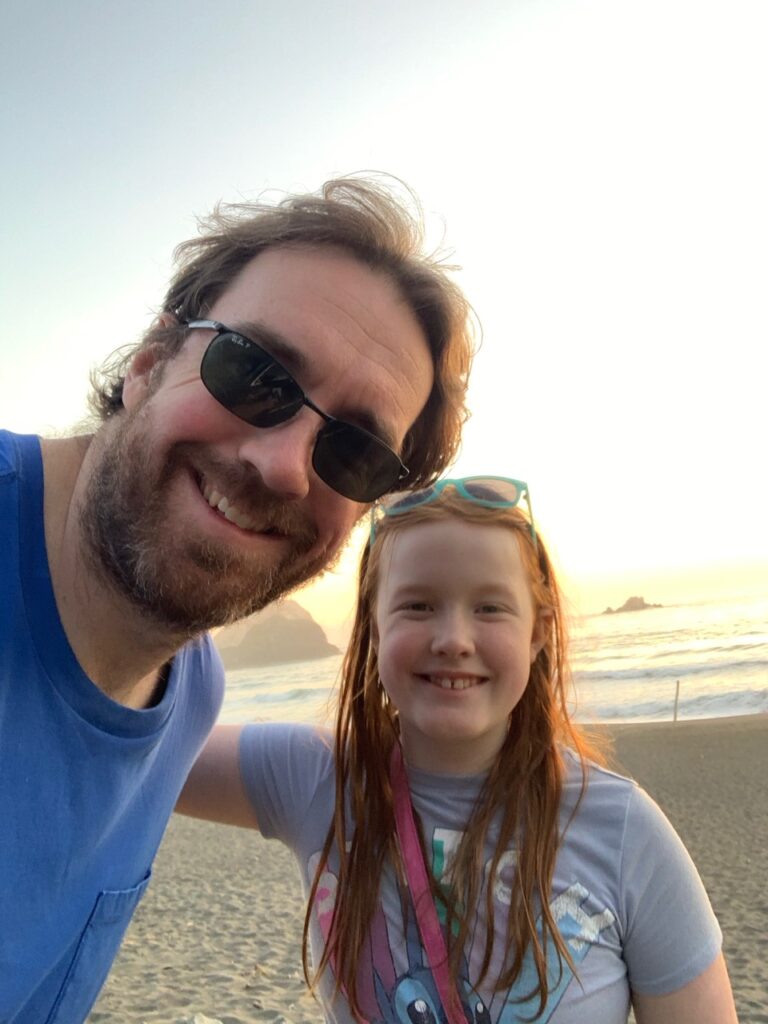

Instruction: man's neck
[40,434,191,710]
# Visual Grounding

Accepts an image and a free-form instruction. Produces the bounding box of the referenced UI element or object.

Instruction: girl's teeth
[435,677,475,690]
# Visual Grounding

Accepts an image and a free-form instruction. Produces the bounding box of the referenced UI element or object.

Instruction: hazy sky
[2,0,766,628]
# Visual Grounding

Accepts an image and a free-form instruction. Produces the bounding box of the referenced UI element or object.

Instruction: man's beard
[80,413,331,637]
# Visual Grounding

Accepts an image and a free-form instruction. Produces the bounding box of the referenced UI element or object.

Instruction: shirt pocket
[45,871,151,1024]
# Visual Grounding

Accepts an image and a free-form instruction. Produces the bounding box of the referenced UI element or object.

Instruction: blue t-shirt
[0,430,225,1022]
[240,722,722,1024]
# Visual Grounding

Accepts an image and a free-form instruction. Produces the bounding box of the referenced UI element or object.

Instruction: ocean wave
[577,686,768,723]
[573,633,768,664]
[574,657,768,684]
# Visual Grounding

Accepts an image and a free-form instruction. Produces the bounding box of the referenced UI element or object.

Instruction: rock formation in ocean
[213,600,340,669]
[602,595,663,615]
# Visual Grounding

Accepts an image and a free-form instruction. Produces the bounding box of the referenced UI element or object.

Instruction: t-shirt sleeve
[239,722,335,848]
[620,785,722,995]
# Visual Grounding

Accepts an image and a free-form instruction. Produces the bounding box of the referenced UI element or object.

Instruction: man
[0,177,474,1021]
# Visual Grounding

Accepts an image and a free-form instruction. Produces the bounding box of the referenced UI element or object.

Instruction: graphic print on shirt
[308,826,615,1024]
[373,910,490,1024]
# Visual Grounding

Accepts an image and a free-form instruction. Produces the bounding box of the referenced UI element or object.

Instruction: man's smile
[199,477,284,535]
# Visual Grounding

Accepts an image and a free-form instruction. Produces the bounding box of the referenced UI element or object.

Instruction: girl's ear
[530,608,553,663]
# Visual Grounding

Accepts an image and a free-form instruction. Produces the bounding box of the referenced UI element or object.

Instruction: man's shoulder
[0,429,29,479]
[0,432,72,492]
[173,632,227,719]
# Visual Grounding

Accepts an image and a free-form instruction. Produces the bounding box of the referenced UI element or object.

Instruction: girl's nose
[430,611,475,658]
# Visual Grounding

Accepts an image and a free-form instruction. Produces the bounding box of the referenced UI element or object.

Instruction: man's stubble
[79,408,339,637]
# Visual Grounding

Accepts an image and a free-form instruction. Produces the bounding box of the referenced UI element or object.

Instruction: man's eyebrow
[229,319,310,377]
[228,319,399,447]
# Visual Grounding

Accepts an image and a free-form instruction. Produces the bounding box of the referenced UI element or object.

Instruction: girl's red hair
[303,493,607,1020]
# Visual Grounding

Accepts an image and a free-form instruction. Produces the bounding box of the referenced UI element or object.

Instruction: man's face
[81,245,434,634]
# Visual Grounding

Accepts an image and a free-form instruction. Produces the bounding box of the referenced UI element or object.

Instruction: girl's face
[374,518,546,775]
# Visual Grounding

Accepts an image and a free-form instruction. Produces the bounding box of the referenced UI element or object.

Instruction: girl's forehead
[375,518,527,591]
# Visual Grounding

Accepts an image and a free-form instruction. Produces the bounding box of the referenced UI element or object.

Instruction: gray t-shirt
[240,723,721,1024]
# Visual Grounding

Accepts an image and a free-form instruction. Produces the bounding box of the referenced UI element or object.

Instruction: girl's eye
[477,603,508,615]
[397,600,432,614]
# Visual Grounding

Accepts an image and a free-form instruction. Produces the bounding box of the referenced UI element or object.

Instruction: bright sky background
[2,0,766,637]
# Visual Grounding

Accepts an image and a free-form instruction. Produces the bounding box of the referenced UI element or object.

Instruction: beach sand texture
[89,715,768,1023]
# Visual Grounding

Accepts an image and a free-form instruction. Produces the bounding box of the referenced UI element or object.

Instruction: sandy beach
[88,714,768,1024]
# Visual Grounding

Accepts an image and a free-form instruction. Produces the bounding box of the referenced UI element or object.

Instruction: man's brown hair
[90,175,476,490]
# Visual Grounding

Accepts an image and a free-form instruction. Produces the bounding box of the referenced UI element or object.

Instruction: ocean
[217,589,768,726]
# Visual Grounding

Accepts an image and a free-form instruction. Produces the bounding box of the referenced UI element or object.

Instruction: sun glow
[3,0,765,638]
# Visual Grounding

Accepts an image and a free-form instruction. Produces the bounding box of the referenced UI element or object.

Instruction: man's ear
[122,314,178,410]
[530,608,553,663]
[122,345,162,410]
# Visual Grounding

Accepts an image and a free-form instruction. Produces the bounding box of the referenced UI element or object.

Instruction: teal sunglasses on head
[371,475,537,547]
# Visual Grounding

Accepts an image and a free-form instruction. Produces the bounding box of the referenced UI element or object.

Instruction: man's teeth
[202,484,258,532]
[431,677,480,691]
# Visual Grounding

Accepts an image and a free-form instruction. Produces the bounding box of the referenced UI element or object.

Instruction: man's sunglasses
[372,476,537,547]
[185,320,409,503]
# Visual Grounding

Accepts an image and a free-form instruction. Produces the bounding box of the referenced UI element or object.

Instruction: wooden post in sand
[673,679,680,722]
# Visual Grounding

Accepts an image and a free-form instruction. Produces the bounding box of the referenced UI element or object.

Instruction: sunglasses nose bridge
[299,392,334,427]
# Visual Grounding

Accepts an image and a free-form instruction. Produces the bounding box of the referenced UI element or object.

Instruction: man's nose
[236,411,319,500]
[430,610,475,658]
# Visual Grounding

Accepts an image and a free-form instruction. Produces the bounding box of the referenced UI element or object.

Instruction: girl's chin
[399,727,506,774]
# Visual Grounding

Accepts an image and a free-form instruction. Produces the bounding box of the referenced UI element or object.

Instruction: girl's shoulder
[560,747,645,830]
[560,747,678,854]
[241,716,335,757]
[562,745,638,792]
[238,722,337,847]
[239,721,336,795]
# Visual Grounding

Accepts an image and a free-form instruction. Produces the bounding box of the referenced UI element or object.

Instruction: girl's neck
[399,729,502,777]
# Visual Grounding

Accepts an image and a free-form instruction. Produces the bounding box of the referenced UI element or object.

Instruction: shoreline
[90,714,767,1023]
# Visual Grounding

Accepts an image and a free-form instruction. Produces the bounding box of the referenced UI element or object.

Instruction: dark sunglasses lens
[464,478,521,505]
[200,333,304,427]
[313,422,401,502]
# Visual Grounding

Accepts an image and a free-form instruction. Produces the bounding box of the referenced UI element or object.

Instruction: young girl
[179,477,737,1023]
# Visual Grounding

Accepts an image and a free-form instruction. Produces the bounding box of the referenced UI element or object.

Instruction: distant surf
[218,590,768,725]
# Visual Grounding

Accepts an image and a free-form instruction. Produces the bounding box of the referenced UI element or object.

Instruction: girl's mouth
[424,675,485,691]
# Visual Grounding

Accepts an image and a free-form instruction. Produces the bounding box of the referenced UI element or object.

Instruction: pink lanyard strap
[390,745,466,1024]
